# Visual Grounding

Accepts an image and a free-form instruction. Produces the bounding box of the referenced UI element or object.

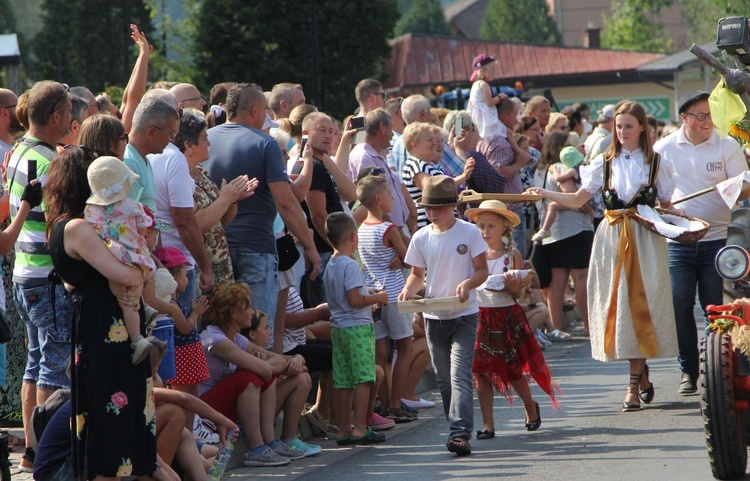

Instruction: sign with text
[559,97,671,121]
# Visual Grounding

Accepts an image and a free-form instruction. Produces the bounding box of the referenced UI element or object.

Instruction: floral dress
[49,220,156,479]
[84,197,156,278]
[193,164,233,287]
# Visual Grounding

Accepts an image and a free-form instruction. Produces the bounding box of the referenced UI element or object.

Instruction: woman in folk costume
[528,100,679,412]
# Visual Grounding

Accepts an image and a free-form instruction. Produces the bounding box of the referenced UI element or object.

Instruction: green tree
[683,0,750,45]
[394,0,451,37]
[192,0,399,119]
[34,0,153,91]
[601,0,673,53]
[480,0,561,44]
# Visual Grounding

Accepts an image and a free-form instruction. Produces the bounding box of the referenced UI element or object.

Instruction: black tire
[701,331,748,480]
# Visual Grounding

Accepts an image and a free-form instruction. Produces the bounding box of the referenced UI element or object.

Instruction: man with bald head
[205,83,319,347]
[269,83,305,120]
[0,89,22,156]
[6,81,73,473]
[170,83,206,111]
[70,86,98,117]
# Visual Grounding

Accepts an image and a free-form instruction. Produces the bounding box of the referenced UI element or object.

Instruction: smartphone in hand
[27,160,37,182]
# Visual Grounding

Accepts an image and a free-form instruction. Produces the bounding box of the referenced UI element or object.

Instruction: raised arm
[121,24,151,132]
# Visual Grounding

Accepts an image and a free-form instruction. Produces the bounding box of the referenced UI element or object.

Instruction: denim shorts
[14,282,73,389]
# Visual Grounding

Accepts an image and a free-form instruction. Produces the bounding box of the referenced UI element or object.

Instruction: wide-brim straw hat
[465,199,521,227]
[86,156,139,206]
[416,175,459,207]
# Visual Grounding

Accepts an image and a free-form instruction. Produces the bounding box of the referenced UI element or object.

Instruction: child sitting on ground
[246,311,322,457]
[398,175,488,456]
[356,175,415,423]
[84,156,156,364]
[532,146,586,242]
[323,212,389,446]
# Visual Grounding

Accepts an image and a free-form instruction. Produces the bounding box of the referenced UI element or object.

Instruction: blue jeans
[14,282,73,389]
[668,239,726,377]
[424,314,478,440]
[230,248,278,346]
[151,317,176,382]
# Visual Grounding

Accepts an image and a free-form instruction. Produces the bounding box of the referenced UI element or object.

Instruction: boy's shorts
[151,318,176,383]
[331,324,375,389]
[374,303,414,341]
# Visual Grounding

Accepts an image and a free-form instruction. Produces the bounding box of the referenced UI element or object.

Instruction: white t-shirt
[148,143,197,266]
[404,219,486,320]
[654,126,747,242]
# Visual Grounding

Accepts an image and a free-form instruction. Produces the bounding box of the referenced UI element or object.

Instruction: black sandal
[446,437,471,456]
[476,429,495,440]
[623,373,642,412]
[639,364,655,404]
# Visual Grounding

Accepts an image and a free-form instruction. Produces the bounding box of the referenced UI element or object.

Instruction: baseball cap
[153,247,188,269]
[677,90,710,114]
[597,104,615,123]
[560,146,584,169]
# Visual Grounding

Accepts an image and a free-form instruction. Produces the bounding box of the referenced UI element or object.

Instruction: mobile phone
[299,135,308,157]
[350,116,365,130]
[455,115,463,134]
[27,160,37,182]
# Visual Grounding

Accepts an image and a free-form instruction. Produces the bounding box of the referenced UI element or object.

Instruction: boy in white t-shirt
[398,175,488,456]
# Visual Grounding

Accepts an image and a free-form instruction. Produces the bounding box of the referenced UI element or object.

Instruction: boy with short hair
[357,175,415,422]
[398,175,488,456]
[323,212,389,445]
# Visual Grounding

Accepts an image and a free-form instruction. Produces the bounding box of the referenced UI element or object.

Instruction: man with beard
[0,89,23,157]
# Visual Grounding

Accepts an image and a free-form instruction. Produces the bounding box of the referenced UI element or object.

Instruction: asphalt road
[226,334,718,481]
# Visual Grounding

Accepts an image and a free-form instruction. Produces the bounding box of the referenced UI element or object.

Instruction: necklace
[488,251,510,274]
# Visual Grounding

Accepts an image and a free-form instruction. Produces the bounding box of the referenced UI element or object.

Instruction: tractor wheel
[701,331,747,480]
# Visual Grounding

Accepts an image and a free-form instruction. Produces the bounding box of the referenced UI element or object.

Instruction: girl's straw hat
[465,199,521,227]
[86,156,139,206]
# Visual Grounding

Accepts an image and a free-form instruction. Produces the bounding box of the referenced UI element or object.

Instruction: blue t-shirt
[205,123,289,254]
[323,255,373,328]
[124,143,158,214]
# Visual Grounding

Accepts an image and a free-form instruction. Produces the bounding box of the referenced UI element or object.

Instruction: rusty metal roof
[383,34,665,91]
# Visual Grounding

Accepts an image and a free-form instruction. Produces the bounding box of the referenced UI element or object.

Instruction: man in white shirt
[584,104,614,163]
[654,90,748,395]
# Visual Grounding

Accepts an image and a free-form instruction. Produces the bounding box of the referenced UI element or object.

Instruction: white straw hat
[86,156,139,206]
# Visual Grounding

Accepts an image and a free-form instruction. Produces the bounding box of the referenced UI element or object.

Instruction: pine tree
[34,0,152,90]
[192,0,399,119]
[394,0,451,37]
[480,0,561,45]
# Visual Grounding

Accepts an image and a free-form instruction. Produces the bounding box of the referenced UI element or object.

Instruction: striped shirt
[401,155,443,227]
[282,286,306,353]
[7,137,55,285]
[358,221,404,303]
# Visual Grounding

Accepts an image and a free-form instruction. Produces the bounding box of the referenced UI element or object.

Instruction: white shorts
[374,303,414,341]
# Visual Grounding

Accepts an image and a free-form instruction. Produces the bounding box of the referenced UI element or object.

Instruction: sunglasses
[182,96,204,104]
[48,83,70,118]
[373,92,386,100]
[1,104,16,110]
[120,132,129,143]
[63,144,98,162]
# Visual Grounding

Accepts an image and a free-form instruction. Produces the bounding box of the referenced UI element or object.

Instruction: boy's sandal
[386,407,414,423]
[335,436,352,446]
[350,427,385,445]
[476,430,495,440]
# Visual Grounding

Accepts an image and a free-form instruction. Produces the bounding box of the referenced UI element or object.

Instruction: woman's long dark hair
[44,146,96,240]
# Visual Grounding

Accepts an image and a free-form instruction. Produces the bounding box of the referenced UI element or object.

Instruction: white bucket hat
[86,156,139,206]
[153,268,178,303]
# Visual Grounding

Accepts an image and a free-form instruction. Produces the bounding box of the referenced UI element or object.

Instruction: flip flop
[547,330,572,341]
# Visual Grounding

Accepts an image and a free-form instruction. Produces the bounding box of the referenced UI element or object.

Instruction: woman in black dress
[44,146,156,480]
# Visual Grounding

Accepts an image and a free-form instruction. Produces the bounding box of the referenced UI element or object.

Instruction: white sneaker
[193,422,220,444]
[401,397,436,409]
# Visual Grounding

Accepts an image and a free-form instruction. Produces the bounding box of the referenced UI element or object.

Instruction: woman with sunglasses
[79,115,129,160]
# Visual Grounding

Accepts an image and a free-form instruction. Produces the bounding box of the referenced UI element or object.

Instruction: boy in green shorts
[323,212,389,445]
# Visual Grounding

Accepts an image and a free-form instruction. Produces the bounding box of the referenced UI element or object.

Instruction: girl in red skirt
[465,200,560,439]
